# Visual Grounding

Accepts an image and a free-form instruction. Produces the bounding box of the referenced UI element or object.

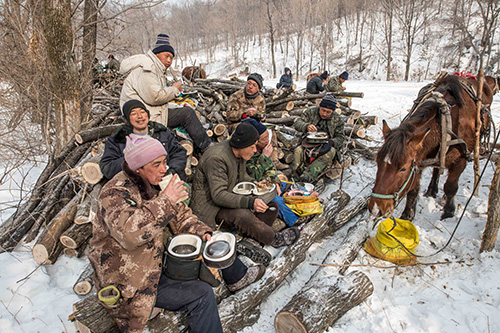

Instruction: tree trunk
[80,0,99,123]
[43,0,81,153]
[73,262,94,296]
[75,124,123,144]
[480,154,500,252]
[275,271,373,333]
[473,69,484,195]
[60,223,92,249]
[218,191,351,332]
[275,212,376,333]
[32,191,82,264]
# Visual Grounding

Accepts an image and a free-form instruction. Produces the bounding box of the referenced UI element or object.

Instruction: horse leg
[441,157,466,220]
[401,175,422,221]
[423,168,440,198]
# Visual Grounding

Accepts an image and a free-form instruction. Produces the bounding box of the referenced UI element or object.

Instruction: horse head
[369,120,430,218]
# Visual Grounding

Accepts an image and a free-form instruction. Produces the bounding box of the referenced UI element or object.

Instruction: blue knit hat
[152,34,175,57]
[339,71,349,80]
[243,118,267,135]
[319,94,337,110]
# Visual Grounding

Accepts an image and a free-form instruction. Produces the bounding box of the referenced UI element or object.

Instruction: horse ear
[412,128,431,150]
[382,120,391,137]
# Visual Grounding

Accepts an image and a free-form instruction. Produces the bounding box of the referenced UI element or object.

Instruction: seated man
[276,67,293,90]
[244,119,299,227]
[191,122,300,251]
[105,54,120,73]
[100,99,188,181]
[306,71,328,94]
[226,73,266,132]
[89,134,264,333]
[326,71,348,93]
[292,94,344,183]
[119,33,210,152]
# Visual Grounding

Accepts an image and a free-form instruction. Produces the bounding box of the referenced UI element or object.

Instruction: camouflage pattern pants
[291,146,335,182]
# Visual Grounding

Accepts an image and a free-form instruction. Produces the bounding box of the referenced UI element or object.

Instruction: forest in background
[0,0,499,189]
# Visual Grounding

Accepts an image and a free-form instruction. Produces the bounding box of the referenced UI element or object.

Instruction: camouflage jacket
[294,106,345,151]
[226,89,266,130]
[88,162,211,332]
[106,58,120,72]
[246,152,281,185]
[325,76,343,93]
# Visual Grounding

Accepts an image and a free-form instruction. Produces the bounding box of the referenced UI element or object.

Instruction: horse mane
[377,100,439,168]
[435,75,464,108]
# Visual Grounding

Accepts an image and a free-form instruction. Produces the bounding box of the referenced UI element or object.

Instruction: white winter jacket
[119,50,180,125]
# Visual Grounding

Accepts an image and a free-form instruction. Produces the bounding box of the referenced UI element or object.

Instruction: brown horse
[484,75,500,95]
[369,74,493,220]
[182,66,207,81]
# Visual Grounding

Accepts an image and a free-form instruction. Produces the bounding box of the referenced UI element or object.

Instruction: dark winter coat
[191,140,255,229]
[100,121,187,180]
[276,67,293,89]
[89,162,212,332]
[306,75,325,94]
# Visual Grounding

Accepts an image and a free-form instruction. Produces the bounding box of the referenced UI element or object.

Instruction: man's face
[129,107,149,133]
[136,155,167,185]
[286,70,291,75]
[245,80,260,95]
[156,51,174,69]
[236,143,257,161]
[319,106,334,119]
[339,77,345,83]
[256,130,269,150]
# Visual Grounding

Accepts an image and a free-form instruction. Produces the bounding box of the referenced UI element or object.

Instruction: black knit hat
[122,100,150,123]
[247,73,263,90]
[152,34,175,57]
[229,122,259,149]
[320,71,329,80]
[339,71,349,80]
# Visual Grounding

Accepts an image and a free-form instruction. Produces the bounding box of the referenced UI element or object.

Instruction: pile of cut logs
[0,76,379,332]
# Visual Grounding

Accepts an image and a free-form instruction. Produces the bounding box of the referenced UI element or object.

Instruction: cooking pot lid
[205,240,231,258]
[172,244,197,255]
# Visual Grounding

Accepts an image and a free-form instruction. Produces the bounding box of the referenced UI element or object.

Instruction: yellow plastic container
[364,217,419,265]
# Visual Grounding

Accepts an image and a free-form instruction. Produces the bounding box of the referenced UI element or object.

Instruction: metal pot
[203,232,236,269]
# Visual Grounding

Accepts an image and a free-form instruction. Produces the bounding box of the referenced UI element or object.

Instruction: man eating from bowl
[291,93,345,183]
[191,122,300,258]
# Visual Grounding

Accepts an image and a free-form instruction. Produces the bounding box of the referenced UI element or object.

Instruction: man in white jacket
[119,34,211,152]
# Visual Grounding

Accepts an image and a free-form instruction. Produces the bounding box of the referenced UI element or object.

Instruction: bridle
[370,160,417,202]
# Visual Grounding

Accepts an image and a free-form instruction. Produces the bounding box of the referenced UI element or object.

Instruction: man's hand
[262,143,273,157]
[253,198,268,213]
[307,124,318,132]
[276,184,282,196]
[159,174,187,203]
[173,81,183,92]
[246,107,257,116]
[202,233,212,242]
[342,86,346,90]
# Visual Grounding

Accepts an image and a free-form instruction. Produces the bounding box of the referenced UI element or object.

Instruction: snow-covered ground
[1,79,499,333]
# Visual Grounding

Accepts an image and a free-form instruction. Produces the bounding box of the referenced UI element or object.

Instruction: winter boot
[271,227,300,248]
[227,265,266,292]
[236,239,272,266]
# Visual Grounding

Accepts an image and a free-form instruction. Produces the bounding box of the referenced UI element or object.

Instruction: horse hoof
[440,211,454,220]
[423,190,437,198]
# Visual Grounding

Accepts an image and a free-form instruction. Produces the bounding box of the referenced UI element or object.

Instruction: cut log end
[180,141,194,156]
[214,124,227,136]
[60,235,77,249]
[32,244,49,265]
[73,281,93,296]
[81,162,103,185]
[275,312,307,333]
[285,101,295,111]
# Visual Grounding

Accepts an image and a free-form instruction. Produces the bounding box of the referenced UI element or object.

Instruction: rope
[384,125,500,258]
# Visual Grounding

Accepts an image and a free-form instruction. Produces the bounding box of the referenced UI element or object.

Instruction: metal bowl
[203,232,236,269]
[253,184,277,204]
[167,234,202,260]
[232,182,257,195]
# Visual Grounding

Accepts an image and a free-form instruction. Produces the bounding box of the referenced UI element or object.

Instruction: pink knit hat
[124,134,167,171]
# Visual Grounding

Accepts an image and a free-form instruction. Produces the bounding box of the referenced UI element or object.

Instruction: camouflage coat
[226,89,266,131]
[294,106,345,151]
[325,76,344,93]
[246,152,281,185]
[89,162,212,332]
